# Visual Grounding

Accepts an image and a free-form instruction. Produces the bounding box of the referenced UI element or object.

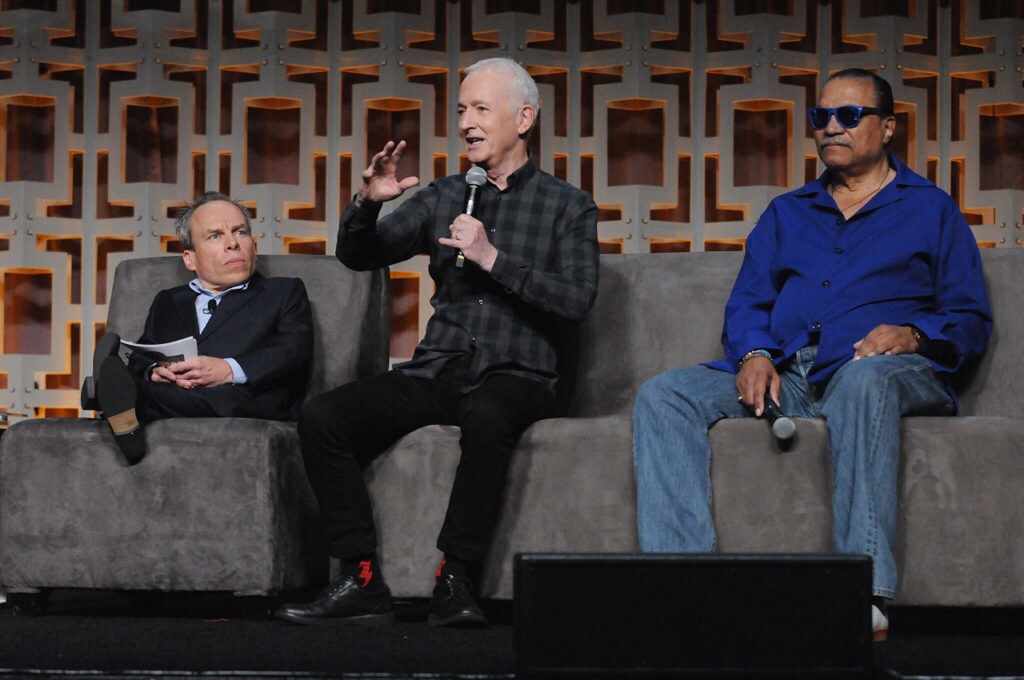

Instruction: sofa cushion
[0,418,324,594]
[366,416,636,599]
[896,416,1024,606]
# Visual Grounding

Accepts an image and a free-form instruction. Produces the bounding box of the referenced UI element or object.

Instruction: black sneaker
[427,573,488,628]
[275,575,395,626]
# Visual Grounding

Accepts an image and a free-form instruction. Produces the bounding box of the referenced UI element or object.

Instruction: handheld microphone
[457,166,488,269]
[763,397,796,440]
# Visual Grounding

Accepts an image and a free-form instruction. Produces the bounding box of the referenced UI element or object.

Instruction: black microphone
[204,298,217,315]
[456,166,488,269]
[763,397,796,440]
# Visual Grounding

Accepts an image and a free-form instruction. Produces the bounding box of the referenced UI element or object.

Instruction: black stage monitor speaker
[515,553,873,678]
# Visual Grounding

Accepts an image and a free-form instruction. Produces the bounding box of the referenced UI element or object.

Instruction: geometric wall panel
[0,0,1021,419]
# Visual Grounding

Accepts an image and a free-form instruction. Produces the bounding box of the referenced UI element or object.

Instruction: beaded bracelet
[737,348,773,370]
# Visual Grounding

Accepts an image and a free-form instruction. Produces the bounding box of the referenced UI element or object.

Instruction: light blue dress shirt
[188,279,249,384]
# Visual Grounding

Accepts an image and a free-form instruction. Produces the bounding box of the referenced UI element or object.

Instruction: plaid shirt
[338,158,599,391]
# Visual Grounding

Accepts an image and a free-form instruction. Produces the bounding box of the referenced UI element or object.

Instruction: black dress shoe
[97,355,146,465]
[275,575,395,626]
[427,574,488,628]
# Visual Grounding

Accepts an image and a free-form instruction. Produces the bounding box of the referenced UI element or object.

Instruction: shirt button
[812,322,822,331]
[833,247,844,254]
[822,280,832,288]
[836,217,844,225]
[477,299,484,304]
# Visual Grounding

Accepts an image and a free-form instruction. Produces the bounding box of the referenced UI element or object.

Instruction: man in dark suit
[84,192,313,464]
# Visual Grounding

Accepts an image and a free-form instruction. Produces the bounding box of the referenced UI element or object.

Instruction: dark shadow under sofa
[1,249,1021,609]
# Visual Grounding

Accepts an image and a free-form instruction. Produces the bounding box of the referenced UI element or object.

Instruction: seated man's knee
[298,393,330,433]
[634,367,704,417]
[297,388,358,443]
[460,399,519,444]
[635,372,675,411]
[831,355,902,398]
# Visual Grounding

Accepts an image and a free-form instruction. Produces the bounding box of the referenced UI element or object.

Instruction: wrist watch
[906,325,925,346]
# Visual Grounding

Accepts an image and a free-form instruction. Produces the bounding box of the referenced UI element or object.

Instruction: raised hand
[358,140,420,203]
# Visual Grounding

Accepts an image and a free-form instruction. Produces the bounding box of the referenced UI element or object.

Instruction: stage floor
[0,590,1021,679]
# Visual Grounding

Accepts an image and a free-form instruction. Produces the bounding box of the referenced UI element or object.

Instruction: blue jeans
[632,346,953,598]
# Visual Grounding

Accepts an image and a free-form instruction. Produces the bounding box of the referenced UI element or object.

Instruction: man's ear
[517,104,536,136]
[182,250,197,272]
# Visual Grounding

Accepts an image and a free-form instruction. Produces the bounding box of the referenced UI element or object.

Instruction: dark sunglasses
[807,105,888,130]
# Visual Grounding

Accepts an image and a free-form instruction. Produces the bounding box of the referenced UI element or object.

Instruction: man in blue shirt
[632,69,991,641]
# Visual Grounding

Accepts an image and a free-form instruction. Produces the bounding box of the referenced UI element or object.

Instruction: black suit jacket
[128,271,314,420]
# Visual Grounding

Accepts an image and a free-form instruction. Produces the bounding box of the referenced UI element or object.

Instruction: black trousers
[138,380,292,422]
[297,360,557,563]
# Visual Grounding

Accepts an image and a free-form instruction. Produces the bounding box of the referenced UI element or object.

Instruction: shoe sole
[275,610,396,627]
[80,376,96,411]
[83,333,121,410]
[93,333,121,381]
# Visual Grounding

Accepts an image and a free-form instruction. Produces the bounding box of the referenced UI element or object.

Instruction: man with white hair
[276,58,600,627]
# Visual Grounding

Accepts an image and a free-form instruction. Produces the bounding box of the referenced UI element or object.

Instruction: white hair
[465,58,540,117]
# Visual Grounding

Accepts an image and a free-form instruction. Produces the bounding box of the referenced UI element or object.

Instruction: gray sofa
[2,249,1021,608]
[0,255,389,596]
[370,248,1024,607]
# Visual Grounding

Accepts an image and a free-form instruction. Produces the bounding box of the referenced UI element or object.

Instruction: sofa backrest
[563,252,740,417]
[106,254,390,402]
[564,248,1022,419]
[956,247,1024,418]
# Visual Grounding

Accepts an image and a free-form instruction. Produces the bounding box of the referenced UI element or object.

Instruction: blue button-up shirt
[707,156,992,389]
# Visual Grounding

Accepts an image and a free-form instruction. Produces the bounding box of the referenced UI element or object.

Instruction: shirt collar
[796,154,929,200]
[501,156,538,190]
[188,278,249,300]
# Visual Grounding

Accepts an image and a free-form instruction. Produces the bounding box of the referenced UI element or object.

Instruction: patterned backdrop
[0,0,1021,419]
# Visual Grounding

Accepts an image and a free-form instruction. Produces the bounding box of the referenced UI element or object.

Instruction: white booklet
[120,336,198,365]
